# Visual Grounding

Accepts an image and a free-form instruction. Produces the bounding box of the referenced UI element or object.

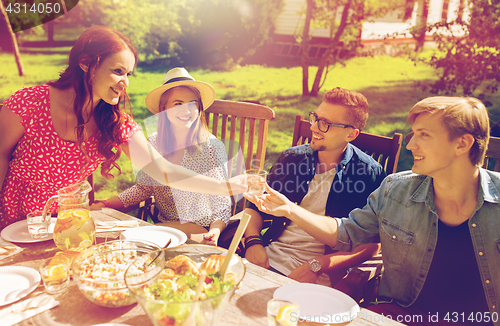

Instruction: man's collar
[340,143,354,166]
[478,167,500,203]
[312,143,352,173]
[410,167,500,205]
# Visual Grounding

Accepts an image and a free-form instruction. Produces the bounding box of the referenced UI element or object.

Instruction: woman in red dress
[0,26,243,229]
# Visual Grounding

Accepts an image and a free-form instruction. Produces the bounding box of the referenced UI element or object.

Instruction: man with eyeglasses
[246,96,498,326]
[243,87,386,289]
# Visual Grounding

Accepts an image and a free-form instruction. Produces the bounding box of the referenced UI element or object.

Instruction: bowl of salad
[125,244,246,326]
[72,239,161,307]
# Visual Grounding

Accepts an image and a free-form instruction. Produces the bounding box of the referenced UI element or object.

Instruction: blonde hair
[156,86,210,156]
[407,96,490,166]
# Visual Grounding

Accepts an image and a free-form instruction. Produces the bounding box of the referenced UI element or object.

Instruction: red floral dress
[0,85,141,229]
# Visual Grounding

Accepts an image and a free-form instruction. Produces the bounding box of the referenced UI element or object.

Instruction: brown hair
[407,96,490,166]
[156,86,210,156]
[322,87,369,130]
[47,26,138,178]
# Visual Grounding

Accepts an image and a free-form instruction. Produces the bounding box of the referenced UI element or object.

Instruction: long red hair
[47,26,138,178]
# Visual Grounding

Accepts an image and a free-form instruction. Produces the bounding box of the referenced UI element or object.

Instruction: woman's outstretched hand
[243,183,292,218]
[225,174,248,196]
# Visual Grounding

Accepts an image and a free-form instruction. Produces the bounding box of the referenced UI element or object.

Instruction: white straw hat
[145,67,216,114]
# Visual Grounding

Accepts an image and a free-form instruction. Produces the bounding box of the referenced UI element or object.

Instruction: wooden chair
[292,114,403,174]
[483,136,500,172]
[205,100,275,197]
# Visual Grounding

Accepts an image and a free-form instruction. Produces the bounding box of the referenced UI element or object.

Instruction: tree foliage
[300,0,402,97]
[62,0,283,70]
[177,0,283,69]
[425,0,500,95]
[61,0,183,58]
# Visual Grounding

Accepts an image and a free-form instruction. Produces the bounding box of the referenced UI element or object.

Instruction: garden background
[1,1,500,201]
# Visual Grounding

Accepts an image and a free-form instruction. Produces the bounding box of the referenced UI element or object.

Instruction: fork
[95,220,139,229]
[147,238,172,267]
[10,294,53,315]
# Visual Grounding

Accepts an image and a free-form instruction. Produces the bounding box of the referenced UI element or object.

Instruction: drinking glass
[267,299,300,326]
[40,256,70,294]
[244,169,268,196]
[27,211,51,239]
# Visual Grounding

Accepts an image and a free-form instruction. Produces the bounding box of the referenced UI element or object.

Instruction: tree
[412,0,429,51]
[62,0,283,69]
[174,0,284,69]
[0,0,24,76]
[300,0,402,97]
[424,0,500,95]
[61,0,184,59]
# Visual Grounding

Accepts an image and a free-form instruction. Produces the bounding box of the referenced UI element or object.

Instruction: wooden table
[0,209,402,326]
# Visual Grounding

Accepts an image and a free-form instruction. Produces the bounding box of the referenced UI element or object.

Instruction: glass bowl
[72,239,160,307]
[125,244,246,326]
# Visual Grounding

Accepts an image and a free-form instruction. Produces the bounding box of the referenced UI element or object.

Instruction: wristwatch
[308,258,322,273]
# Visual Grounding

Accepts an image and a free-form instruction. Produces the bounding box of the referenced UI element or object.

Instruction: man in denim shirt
[244,87,386,287]
[246,97,498,325]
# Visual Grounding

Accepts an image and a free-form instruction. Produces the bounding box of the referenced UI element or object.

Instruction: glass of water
[27,210,51,239]
[267,299,300,326]
[40,256,70,294]
[244,169,268,196]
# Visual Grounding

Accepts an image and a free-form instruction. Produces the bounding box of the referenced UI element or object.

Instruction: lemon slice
[58,210,72,223]
[78,232,90,241]
[78,239,93,248]
[276,304,298,326]
[47,265,67,281]
[74,209,90,223]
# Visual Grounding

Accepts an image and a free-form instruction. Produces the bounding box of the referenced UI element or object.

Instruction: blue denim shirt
[335,168,500,323]
[247,143,386,246]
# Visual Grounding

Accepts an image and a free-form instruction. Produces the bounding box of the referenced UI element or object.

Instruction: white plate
[0,266,41,306]
[120,226,187,248]
[1,218,57,243]
[273,283,360,324]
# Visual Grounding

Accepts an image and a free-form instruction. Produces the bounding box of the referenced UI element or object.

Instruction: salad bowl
[125,244,246,326]
[71,239,161,307]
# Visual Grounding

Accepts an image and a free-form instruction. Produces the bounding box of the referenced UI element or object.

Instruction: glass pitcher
[41,180,96,251]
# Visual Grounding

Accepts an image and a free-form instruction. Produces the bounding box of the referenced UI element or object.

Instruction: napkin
[94,220,140,232]
[0,294,59,326]
[0,239,22,262]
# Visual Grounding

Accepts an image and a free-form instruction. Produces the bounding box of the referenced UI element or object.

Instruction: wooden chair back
[292,114,403,174]
[205,100,275,214]
[482,136,500,172]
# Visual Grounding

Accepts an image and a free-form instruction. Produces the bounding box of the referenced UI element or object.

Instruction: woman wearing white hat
[92,68,231,245]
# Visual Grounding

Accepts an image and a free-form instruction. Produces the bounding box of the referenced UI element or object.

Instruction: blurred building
[270,0,470,58]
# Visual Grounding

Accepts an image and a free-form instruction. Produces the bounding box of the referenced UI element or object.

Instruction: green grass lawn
[2,47,500,201]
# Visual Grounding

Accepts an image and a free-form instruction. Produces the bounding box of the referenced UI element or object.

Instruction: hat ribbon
[163,76,194,85]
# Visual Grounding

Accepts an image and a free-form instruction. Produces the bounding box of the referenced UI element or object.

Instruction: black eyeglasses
[308,112,354,133]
